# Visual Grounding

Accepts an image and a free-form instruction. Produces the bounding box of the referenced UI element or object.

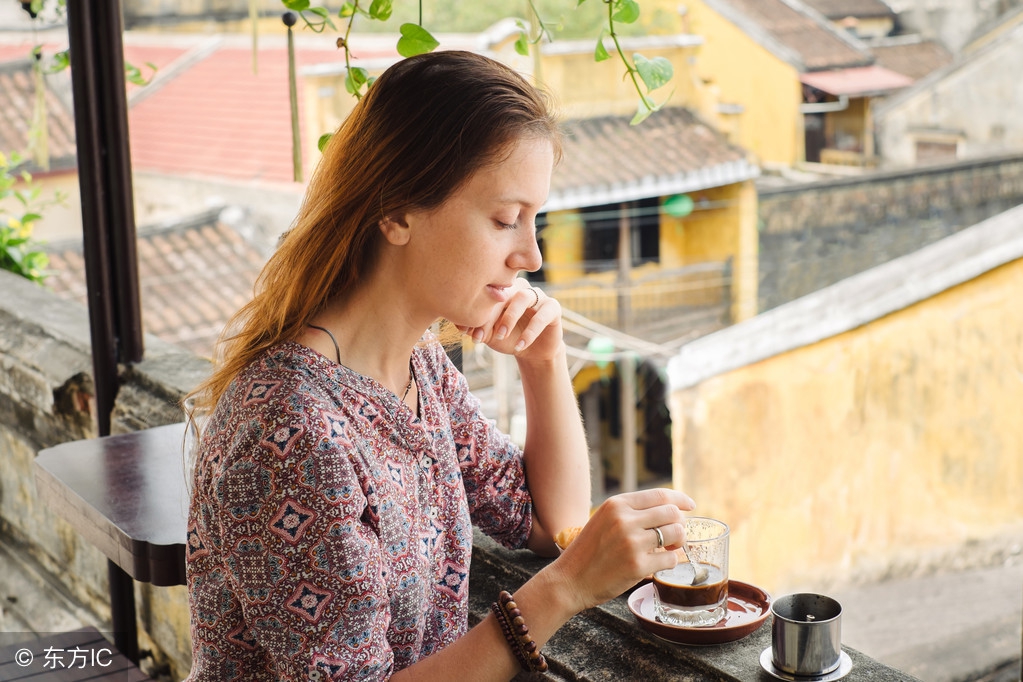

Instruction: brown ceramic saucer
[628,580,772,646]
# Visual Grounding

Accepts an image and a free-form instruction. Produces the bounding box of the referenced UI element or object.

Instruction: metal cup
[771,593,843,676]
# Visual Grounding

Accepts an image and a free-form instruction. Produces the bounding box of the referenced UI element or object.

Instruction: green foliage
[0,151,57,285]
[284,0,675,120]
[396,22,440,57]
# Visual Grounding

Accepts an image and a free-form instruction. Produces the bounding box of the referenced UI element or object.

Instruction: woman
[184,50,695,681]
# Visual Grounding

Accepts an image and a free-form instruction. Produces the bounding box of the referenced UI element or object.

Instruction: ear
[378,213,411,246]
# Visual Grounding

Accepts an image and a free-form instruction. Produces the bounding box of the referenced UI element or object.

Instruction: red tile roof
[799,64,912,96]
[46,209,267,358]
[126,41,343,183]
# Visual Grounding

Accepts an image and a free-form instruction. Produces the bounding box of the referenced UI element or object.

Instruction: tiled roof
[0,58,76,173]
[45,209,267,358]
[800,0,894,19]
[125,36,385,183]
[706,0,874,71]
[870,38,953,81]
[546,106,758,212]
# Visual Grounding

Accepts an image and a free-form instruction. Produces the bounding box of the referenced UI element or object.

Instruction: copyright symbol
[14,648,33,666]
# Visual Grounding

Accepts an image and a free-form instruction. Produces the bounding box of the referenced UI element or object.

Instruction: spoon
[678,543,709,585]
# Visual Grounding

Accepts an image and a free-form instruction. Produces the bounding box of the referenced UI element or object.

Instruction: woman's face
[401,136,554,328]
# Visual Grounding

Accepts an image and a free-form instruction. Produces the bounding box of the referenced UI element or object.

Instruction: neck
[302,287,427,396]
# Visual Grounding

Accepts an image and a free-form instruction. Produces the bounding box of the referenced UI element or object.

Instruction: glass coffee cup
[653,517,729,627]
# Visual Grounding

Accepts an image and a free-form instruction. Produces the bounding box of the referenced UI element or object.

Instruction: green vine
[597,0,673,124]
[282,0,672,127]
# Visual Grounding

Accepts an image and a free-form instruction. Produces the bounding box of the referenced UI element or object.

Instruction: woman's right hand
[545,488,697,614]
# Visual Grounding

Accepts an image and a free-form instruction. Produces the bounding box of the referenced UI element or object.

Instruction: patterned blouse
[185,336,533,681]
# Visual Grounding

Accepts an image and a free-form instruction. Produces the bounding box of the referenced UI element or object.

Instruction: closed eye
[496,220,517,230]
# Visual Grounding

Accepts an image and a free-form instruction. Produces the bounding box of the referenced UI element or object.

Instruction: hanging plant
[280,0,674,128]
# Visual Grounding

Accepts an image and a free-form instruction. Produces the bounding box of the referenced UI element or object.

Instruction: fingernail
[472,329,484,343]
[514,339,526,351]
[495,326,507,340]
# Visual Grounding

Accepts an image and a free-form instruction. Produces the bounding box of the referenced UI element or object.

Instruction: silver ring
[653,526,664,549]
[527,287,540,309]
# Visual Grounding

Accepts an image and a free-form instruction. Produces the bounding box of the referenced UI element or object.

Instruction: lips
[486,284,511,302]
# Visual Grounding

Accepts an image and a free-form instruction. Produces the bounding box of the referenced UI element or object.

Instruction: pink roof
[127,43,345,183]
[800,64,913,96]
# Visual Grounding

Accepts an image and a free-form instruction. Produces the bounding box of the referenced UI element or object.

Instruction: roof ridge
[874,18,1023,117]
[701,0,806,70]
[773,0,875,65]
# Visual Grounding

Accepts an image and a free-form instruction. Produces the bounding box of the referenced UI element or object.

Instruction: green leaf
[344,66,369,95]
[514,32,530,56]
[308,6,336,29]
[612,0,640,24]
[577,0,587,5]
[317,133,333,152]
[282,0,310,11]
[338,2,356,17]
[20,213,42,224]
[396,23,439,58]
[368,0,393,21]
[46,50,69,74]
[630,96,655,125]
[634,54,673,92]
[594,32,610,62]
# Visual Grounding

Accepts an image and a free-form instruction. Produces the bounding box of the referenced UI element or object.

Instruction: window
[580,198,660,274]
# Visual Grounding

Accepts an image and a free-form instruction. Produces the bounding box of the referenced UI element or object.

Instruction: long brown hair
[186,50,561,420]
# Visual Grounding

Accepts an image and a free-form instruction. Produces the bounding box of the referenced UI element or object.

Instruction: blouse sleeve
[430,342,533,550]
[210,403,397,681]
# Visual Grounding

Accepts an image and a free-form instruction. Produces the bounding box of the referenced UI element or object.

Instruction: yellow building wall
[825,96,868,152]
[540,209,585,284]
[669,258,1023,595]
[547,181,757,323]
[685,0,805,166]
[660,180,758,321]
[538,45,701,119]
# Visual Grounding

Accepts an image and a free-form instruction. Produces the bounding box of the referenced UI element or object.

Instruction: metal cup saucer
[759,648,853,681]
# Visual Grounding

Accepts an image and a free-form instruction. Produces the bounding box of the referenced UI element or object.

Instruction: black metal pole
[66,0,143,664]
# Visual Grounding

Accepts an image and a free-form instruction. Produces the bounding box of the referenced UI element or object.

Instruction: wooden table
[34,422,191,587]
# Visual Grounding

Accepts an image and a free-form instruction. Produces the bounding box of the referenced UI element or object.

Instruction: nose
[509,228,543,273]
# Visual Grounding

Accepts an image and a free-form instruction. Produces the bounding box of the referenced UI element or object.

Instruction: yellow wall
[825,96,869,153]
[660,181,758,321]
[685,0,805,166]
[539,209,585,284]
[669,258,1023,595]
[537,44,702,120]
[542,181,757,324]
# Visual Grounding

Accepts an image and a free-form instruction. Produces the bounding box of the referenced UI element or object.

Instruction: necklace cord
[308,324,415,402]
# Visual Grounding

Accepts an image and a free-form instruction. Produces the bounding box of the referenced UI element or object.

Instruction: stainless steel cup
[771,593,843,675]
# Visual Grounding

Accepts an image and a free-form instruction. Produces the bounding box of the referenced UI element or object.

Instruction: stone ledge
[468,530,919,681]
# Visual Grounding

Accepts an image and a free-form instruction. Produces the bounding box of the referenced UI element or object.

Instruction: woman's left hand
[458,280,563,362]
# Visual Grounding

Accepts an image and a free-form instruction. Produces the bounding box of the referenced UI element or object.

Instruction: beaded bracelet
[491,590,549,673]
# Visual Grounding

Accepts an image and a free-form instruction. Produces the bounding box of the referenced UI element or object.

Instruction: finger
[509,298,557,352]
[493,286,539,343]
[615,487,696,512]
[648,521,688,552]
